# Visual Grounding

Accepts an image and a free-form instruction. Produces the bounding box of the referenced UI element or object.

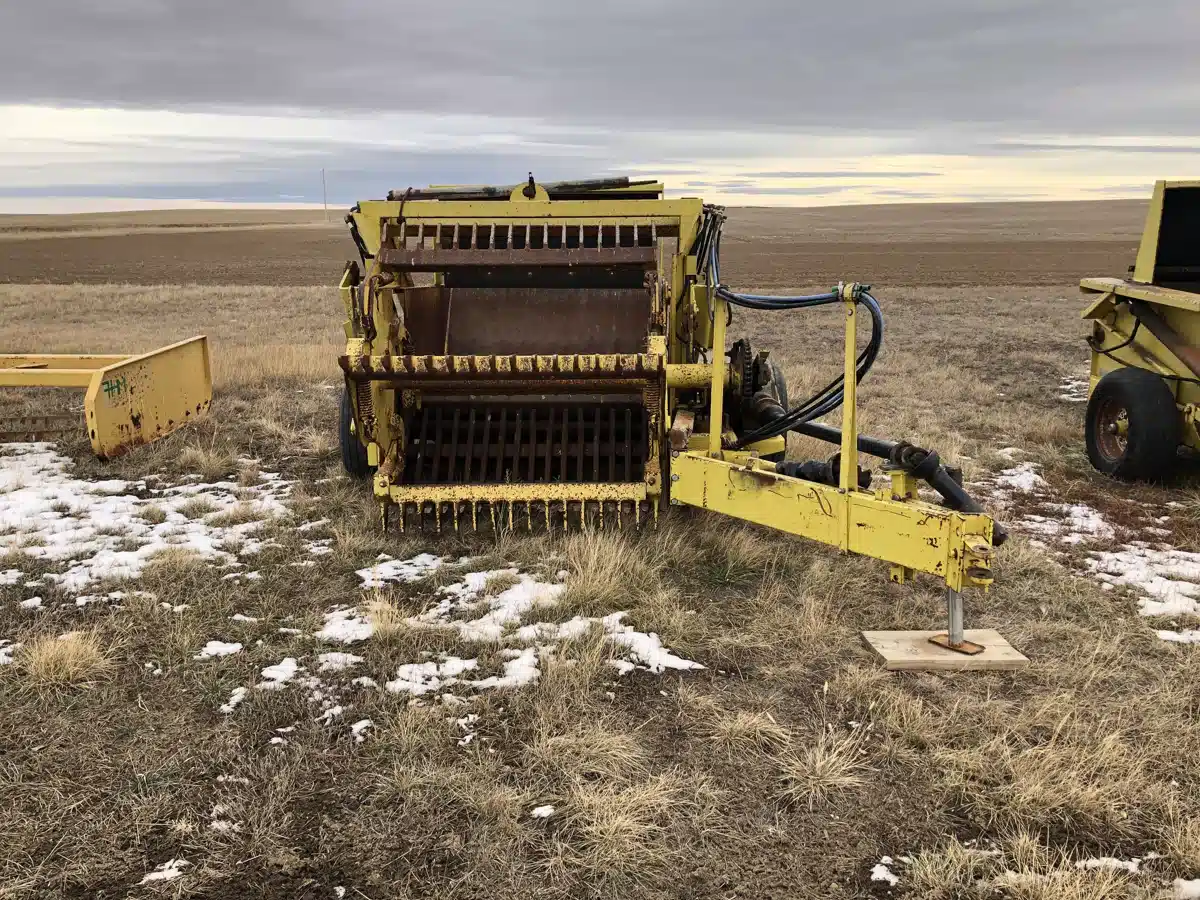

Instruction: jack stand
[927,588,986,655]
[860,587,1029,672]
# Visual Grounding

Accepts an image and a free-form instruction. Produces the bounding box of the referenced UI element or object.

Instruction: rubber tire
[1085,367,1179,481]
[340,387,373,478]
[763,359,789,463]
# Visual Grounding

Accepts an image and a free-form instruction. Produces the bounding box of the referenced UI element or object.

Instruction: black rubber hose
[756,405,1008,546]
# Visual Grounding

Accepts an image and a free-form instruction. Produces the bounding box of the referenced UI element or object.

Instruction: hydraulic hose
[770,414,1008,546]
[694,205,884,447]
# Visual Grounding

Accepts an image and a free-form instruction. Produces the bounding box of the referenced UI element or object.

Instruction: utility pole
[321,168,329,222]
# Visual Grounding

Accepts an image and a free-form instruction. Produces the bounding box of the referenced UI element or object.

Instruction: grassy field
[2,201,1199,899]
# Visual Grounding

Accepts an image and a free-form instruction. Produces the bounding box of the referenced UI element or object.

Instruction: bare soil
[0,200,1144,287]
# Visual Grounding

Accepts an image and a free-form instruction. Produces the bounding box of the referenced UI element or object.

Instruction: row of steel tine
[385,500,654,532]
[397,221,658,252]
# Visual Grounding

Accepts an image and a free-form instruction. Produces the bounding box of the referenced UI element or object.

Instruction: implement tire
[1085,367,1179,481]
[340,387,372,478]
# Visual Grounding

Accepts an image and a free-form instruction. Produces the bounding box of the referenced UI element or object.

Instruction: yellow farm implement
[1081,179,1200,479]
[339,176,1013,660]
[0,336,212,458]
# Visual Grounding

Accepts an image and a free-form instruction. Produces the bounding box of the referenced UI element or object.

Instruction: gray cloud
[739,171,941,179]
[1,0,1199,135]
[987,142,1200,154]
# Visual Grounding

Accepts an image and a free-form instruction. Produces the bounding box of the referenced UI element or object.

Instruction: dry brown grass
[705,709,792,755]
[17,631,114,686]
[5,204,1200,898]
[777,731,872,808]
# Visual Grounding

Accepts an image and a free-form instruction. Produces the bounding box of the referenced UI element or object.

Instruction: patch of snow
[216,774,249,785]
[606,614,705,672]
[469,646,543,689]
[1174,879,1200,899]
[297,519,329,532]
[19,596,42,610]
[258,657,301,690]
[318,651,364,672]
[352,676,378,688]
[870,857,899,886]
[316,705,345,724]
[350,719,373,743]
[219,687,248,714]
[140,859,190,884]
[1075,856,1140,874]
[993,462,1047,493]
[1087,546,1200,617]
[1058,376,1089,403]
[0,640,21,665]
[278,627,303,635]
[316,607,374,644]
[357,552,445,588]
[195,640,243,659]
[230,613,258,623]
[386,656,479,695]
[0,569,22,585]
[0,443,292,592]
[530,805,555,819]
[1158,630,1200,644]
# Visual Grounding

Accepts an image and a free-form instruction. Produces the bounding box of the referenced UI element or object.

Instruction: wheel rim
[1094,396,1129,462]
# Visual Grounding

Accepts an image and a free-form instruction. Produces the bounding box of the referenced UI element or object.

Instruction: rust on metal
[377,247,657,270]
[927,633,987,655]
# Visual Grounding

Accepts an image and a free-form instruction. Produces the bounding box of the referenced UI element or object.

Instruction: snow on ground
[139,859,190,884]
[1058,375,1089,403]
[219,687,248,714]
[530,805,555,819]
[1175,878,1200,899]
[318,651,364,672]
[1074,856,1142,874]
[979,458,1200,639]
[0,443,291,592]
[316,608,375,644]
[355,561,702,693]
[194,640,243,659]
[356,552,443,588]
[870,856,900,886]
[257,657,300,690]
[0,640,20,665]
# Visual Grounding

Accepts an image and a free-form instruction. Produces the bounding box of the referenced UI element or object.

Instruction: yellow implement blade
[84,336,212,458]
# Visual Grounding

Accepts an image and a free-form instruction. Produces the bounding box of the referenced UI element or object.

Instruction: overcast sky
[2,0,1199,209]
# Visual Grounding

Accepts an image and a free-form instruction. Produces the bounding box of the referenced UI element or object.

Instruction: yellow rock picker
[338,176,1017,664]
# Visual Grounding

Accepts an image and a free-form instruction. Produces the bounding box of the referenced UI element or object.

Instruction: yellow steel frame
[670,290,995,592]
[1080,178,1200,452]
[342,180,997,595]
[0,336,212,458]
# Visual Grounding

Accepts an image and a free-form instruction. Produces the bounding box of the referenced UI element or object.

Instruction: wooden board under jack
[861,630,1029,671]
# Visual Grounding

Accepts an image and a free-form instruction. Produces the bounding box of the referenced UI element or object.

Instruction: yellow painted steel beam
[708,295,727,454]
[670,451,994,591]
[0,369,96,388]
[0,353,127,369]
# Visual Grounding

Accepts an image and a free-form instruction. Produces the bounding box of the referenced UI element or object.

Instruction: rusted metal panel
[401,287,649,356]
[378,247,657,270]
